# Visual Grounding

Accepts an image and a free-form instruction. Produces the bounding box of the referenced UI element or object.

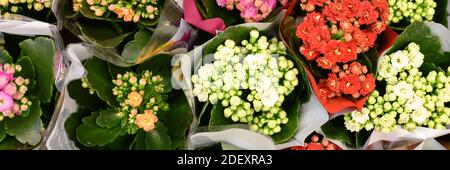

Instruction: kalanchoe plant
[0,36,56,149]
[387,0,448,31]
[0,0,55,22]
[65,54,193,150]
[193,27,310,144]
[195,0,288,27]
[321,22,450,148]
[62,0,171,64]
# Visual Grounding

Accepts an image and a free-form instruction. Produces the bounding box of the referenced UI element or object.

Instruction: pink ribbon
[184,0,226,35]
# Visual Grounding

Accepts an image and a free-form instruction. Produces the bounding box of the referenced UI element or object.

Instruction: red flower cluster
[288,135,341,150]
[296,0,387,99]
[318,61,375,99]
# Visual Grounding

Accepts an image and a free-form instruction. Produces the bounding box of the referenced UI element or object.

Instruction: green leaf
[122,28,153,62]
[160,91,193,137]
[0,49,13,64]
[355,130,371,148]
[203,26,255,56]
[4,99,42,146]
[19,37,55,103]
[386,22,450,68]
[197,102,211,127]
[108,63,129,80]
[321,115,355,147]
[359,48,378,74]
[76,111,122,147]
[196,0,242,26]
[271,96,301,144]
[0,122,6,142]
[15,56,36,90]
[63,0,79,19]
[67,79,106,110]
[131,131,146,150]
[208,103,235,128]
[171,136,186,150]
[84,57,119,107]
[432,0,448,27]
[78,20,133,48]
[65,110,87,145]
[96,108,122,129]
[136,53,173,93]
[0,135,28,150]
[144,122,172,150]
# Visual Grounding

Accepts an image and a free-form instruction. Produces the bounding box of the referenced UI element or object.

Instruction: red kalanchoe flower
[306,143,324,150]
[326,73,340,93]
[349,61,363,75]
[339,74,361,95]
[300,45,320,60]
[316,57,334,69]
[355,1,378,25]
[360,73,375,95]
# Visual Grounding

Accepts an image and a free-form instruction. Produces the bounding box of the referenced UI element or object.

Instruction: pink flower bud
[359,75,366,81]
[362,65,368,74]
[322,139,330,146]
[339,71,346,78]
[311,135,319,142]
[352,92,360,98]
[108,4,116,11]
[332,66,340,73]
[343,64,349,70]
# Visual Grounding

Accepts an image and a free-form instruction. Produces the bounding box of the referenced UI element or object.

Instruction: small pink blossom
[0,91,14,112]
[4,83,17,96]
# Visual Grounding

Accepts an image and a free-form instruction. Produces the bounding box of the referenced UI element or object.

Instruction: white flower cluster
[192,30,299,136]
[345,43,450,133]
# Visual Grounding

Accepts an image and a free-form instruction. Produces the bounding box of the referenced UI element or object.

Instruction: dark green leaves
[143,123,172,150]
[4,99,42,146]
[78,20,133,48]
[0,49,13,64]
[76,111,122,147]
[19,37,55,103]
[160,91,193,137]
[67,79,106,110]
[204,26,255,55]
[321,115,354,147]
[84,57,119,107]
[208,103,235,127]
[0,122,6,142]
[96,108,122,129]
[122,28,153,62]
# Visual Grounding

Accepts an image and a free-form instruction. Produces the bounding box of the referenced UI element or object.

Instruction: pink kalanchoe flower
[0,91,14,112]
[241,6,258,20]
[0,72,11,89]
[13,103,20,115]
[216,0,229,7]
[4,83,17,96]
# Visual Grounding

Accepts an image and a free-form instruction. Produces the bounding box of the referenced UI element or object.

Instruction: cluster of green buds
[192,30,299,136]
[388,0,437,24]
[81,77,96,95]
[0,0,51,14]
[344,43,450,133]
[73,0,161,23]
[109,70,168,134]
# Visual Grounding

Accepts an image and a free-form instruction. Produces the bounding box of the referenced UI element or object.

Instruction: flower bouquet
[0,29,59,149]
[280,0,397,114]
[321,22,450,149]
[47,44,193,150]
[58,0,195,66]
[0,0,56,24]
[180,19,311,150]
[387,0,448,31]
[185,0,291,34]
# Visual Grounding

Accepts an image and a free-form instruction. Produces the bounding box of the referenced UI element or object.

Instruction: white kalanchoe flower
[392,81,414,99]
[390,51,410,70]
[411,107,431,124]
[350,110,370,124]
[405,95,424,111]
[261,88,279,107]
[345,120,362,132]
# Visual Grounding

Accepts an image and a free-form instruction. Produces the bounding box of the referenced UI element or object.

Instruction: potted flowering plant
[185,0,291,34]
[0,34,57,150]
[321,22,450,149]
[279,0,394,114]
[59,0,191,66]
[0,0,56,23]
[387,0,448,31]
[63,53,193,150]
[187,23,310,147]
